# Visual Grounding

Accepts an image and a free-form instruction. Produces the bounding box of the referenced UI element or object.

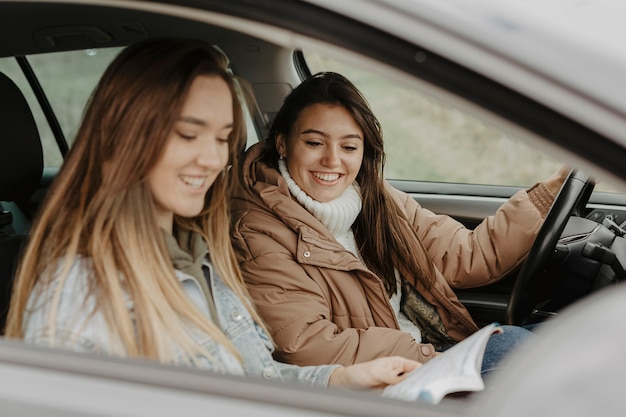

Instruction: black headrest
[0,72,43,202]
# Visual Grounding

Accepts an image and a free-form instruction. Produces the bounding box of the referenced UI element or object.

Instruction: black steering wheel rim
[506,169,594,325]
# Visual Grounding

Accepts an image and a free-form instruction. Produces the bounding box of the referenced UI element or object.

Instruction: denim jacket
[22,258,338,387]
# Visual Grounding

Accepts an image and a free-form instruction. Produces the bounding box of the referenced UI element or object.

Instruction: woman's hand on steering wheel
[544,166,571,196]
[506,167,595,326]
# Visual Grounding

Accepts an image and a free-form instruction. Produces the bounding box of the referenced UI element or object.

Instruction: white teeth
[313,172,340,182]
[180,175,204,188]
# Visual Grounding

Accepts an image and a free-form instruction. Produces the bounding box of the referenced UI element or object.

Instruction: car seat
[0,71,43,333]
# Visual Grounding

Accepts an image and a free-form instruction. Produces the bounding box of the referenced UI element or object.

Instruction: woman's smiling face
[147,75,233,232]
[277,103,364,202]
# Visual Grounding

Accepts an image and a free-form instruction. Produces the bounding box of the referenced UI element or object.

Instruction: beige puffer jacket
[231,143,555,366]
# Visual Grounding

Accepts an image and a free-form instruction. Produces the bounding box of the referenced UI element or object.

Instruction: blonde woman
[4,39,418,390]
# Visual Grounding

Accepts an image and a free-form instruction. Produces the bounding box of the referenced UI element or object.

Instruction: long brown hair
[6,38,265,363]
[263,72,436,295]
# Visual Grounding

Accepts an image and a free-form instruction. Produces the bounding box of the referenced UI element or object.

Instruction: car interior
[1,1,625,342]
[1,3,626,416]
[0,71,43,329]
[0,2,305,332]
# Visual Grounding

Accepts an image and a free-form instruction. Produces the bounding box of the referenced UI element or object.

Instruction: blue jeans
[481,325,534,376]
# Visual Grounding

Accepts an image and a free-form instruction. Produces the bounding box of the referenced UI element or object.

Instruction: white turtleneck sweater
[278,160,422,343]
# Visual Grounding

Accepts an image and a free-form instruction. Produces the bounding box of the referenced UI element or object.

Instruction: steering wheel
[506,169,595,326]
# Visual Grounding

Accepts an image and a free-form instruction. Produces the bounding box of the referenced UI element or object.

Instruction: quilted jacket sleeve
[390,182,556,289]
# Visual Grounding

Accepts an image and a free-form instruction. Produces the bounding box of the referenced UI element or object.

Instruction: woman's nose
[197,138,224,168]
[322,146,340,167]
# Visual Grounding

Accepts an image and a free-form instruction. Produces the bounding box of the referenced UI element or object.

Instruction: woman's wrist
[544,167,570,196]
[328,366,346,387]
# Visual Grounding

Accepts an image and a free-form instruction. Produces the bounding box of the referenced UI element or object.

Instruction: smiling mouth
[180,175,205,189]
[312,172,341,182]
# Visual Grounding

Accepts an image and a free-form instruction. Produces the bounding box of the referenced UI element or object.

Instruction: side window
[0,57,63,168]
[0,48,123,168]
[2,48,260,168]
[28,48,124,165]
[302,51,562,187]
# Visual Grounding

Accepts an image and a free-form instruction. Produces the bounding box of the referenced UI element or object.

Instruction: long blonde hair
[5,38,266,364]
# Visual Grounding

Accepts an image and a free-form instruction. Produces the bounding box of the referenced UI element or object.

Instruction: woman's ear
[276,134,286,158]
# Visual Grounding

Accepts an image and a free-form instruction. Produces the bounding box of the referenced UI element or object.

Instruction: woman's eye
[177,131,196,140]
[305,141,322,147]
[344,146,358,152]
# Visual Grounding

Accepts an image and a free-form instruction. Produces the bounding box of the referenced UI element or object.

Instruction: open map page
[382,322,502,404]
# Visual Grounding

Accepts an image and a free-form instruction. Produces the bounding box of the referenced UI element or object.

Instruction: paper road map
[382,323,501,404]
